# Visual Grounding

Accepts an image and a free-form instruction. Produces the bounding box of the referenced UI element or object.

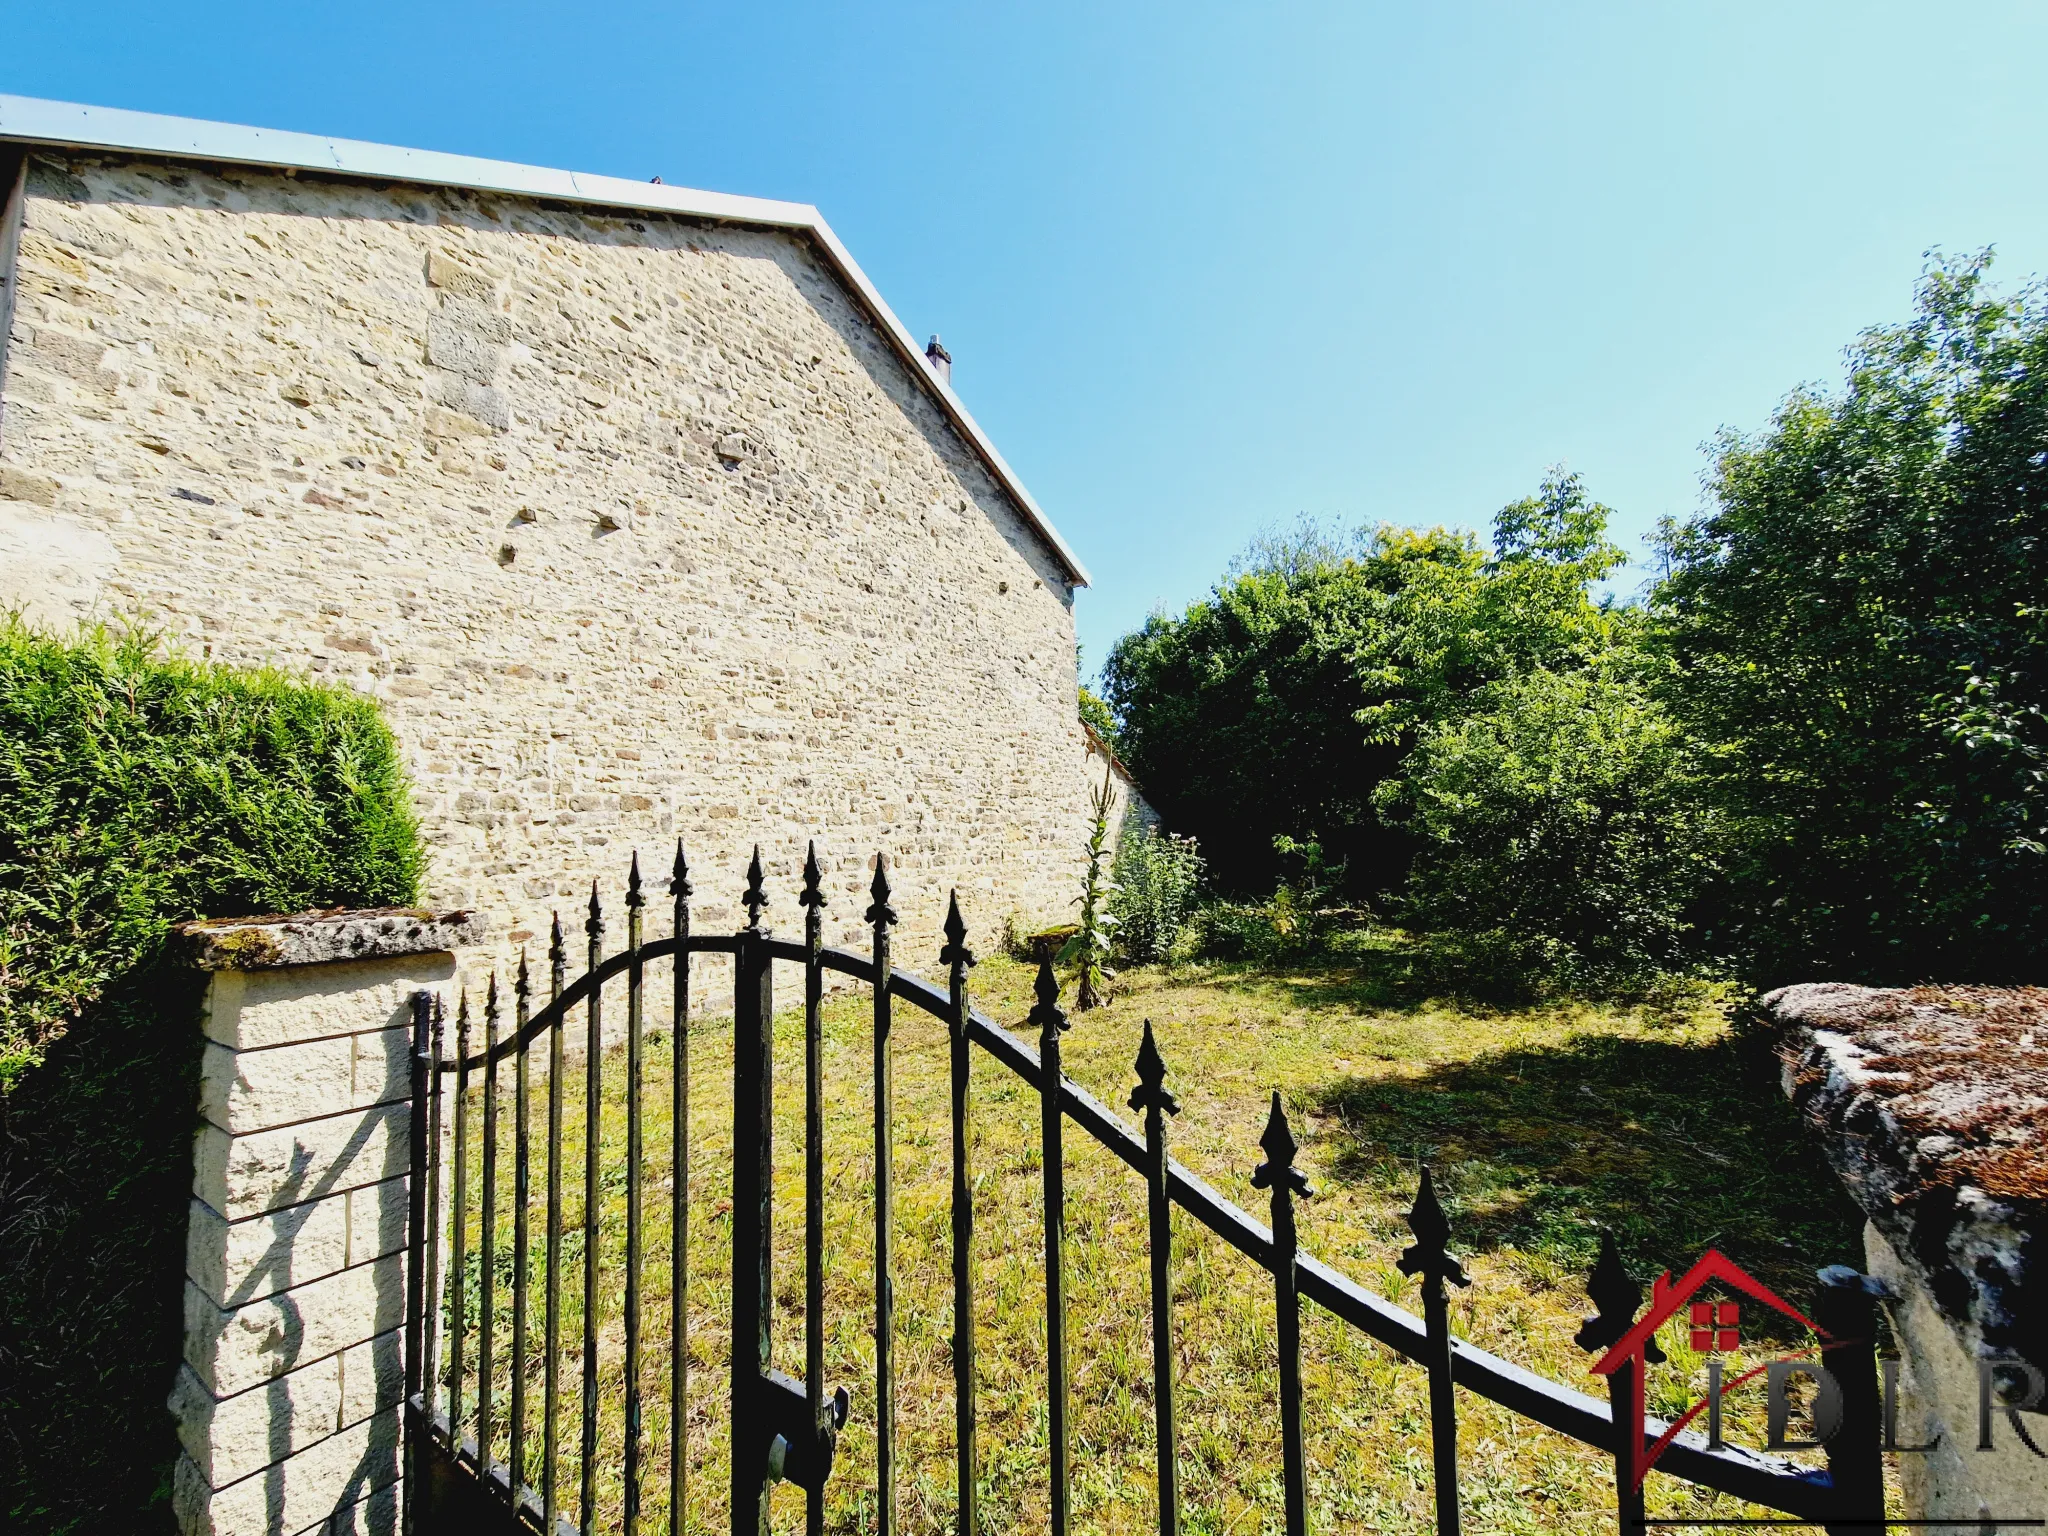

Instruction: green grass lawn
[444,939,1883,1534]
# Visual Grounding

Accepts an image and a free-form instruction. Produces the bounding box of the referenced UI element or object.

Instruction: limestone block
[306,1477,400,1536]
[336,1330,405,1429]
[171,1354,338,1488]
[187,1178,407,1309]
[170,1328,404,1488]
[193,1100,409,1223]
[425,250,500,301]
[424,318,502,384]
[200,957,455,1052]
[187,1192,345,1309]
[0,464,61,504]
[184,1253,406,1396]
[306,1476,399,1536]
[173,1410,399,1536]
[435,378,510,430]
[346,1178,410,1269]
[200,1026,412,1134]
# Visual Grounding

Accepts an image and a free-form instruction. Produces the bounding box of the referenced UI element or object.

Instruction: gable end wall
[0,152,1090,955]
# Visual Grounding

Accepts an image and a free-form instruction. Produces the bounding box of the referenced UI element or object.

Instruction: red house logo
[1587,1249,1827,1492]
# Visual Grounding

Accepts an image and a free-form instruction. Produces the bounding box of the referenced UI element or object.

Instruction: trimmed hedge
[0,622,424,1533]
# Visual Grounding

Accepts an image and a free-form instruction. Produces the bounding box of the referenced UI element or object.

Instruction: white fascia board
[0,93,1090,587]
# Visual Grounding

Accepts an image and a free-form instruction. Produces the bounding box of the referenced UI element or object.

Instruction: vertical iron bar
[424,998,445,1429]
[732,849,774,1536]
[670,845,692,1536]
[404,991,431,1536]
[1253,1093,1313,1536]
[1576,1231,1655,1536]
[1815,1267,1885,1536]
[1029,962,1071,1536]
[941,894,978,1536]
[801,845,828,1536]
[626,855,647,1536]
[867,855,899,1536]
[481,977,501,1479]
[452,993,472,1447]
[1130,1020,1181,1536]
[1399,1167,1467,1536]
[1609,1358,1645,1535]
[512,955,533,1500]
[582,884,605,1534]
[544,917,567,1533]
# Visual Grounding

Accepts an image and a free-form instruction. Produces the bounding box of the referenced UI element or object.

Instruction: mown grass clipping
[0,621,424,1534]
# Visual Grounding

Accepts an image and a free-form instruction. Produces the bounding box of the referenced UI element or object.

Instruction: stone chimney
[925,334,952,384]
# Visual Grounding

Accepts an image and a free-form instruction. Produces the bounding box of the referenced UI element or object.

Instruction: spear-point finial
[587,880,604,938]
[1252,1090,1313,1200]
[486,970,499,1019]
[744,845,768,929]
[865,852,897,928]
[800,841,826,909]
[669,838,692,900]
[1129,1018,1180,1116]
[939,890,975,971]
[457,987,472,1050]
[627,850,645,909]
[1027,956,1068,1039]
[516,947,531,1005]
[1575,1229,1663,1360]
[1398,1166,1469,1289]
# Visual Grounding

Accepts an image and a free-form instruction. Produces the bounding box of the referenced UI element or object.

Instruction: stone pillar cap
[175,906,485,971]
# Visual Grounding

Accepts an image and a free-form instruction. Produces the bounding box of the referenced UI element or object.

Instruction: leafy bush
[1185,834,1366,964]
[1108,823,1205,962]
[1387,665,1721,989]
[1103,475,1623,896]
[0,622,424,1533]
[1188,898,1288,963]
[1078,683,1119,751]
[1655,254,2048,983]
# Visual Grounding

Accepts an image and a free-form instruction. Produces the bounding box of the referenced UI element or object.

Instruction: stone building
[0,95,1096,956]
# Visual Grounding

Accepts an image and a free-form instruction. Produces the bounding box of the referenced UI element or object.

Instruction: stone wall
[0,151,1091,966]
[173,908,478,1536]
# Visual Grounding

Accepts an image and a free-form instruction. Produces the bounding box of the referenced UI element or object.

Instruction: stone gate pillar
[168,908,481,1536]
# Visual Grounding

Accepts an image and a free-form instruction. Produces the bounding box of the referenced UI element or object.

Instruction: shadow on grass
[1166,935,1451,1016]
[1309,1026,1867,1331]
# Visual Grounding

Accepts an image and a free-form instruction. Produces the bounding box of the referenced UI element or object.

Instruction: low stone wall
[1772,983,2047,1526]
[171,908,479,1536]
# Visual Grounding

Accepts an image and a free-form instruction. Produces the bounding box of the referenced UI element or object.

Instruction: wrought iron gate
[403,843,1889,1535]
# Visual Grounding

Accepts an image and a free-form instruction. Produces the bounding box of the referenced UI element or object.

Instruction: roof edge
[0,93,1091,586]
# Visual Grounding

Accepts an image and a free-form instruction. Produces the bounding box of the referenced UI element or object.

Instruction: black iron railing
[403,845,1885,1536]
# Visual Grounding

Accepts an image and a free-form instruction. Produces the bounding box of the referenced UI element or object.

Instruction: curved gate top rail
[404,843,1886,1536]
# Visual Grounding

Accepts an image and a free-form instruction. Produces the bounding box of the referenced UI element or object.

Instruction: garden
[6,252,2046,1531]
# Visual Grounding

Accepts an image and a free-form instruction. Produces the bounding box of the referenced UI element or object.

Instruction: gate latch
[758,1368,850,1493]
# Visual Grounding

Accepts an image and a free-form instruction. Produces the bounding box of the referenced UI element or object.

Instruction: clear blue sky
[9,1,2048,674]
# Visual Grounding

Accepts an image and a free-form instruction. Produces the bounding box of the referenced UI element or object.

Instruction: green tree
[1655,254,2048,981]
[1390,660,1722,985]
[1103,473,1623,894]
[1078,683,1119,749]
